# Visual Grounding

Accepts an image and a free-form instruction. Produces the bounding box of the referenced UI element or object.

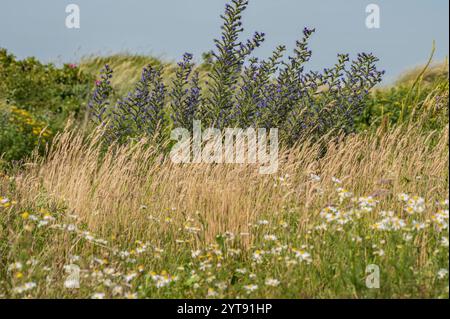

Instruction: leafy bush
[89,0,384,145]
[396,61,449,87]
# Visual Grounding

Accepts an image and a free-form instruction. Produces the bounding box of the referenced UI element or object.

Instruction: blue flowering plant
[88,0,384,145]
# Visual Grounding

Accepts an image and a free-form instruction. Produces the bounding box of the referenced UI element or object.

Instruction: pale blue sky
[0,0,448,83]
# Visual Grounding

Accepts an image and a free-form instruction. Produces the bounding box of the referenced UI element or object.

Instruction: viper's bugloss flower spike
[170,53,202,129]
[88,65,114,124]
[88,0,383,145]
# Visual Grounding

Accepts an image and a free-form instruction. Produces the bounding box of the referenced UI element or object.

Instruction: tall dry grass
[12,120,449,248]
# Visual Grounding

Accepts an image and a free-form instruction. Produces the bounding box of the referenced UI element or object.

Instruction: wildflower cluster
[1,179,448,299]
[89,63,167,142]
[8,106,52,140]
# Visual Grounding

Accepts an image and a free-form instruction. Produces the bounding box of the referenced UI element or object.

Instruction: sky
[0,0,448,83]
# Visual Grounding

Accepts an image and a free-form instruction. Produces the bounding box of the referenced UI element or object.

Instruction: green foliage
[0,103,52,165]
[88,0,384,145]
[0,48,93,130]
[357,64,449,132]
